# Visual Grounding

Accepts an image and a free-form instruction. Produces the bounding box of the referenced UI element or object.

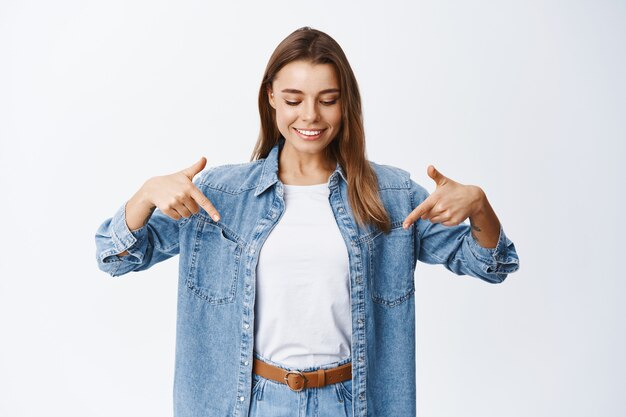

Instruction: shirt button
[239,396,245,401]
[244,324,250,329]
[244,361,249,366]
[357,319,364,326]
[338,207,344,213]
[355,276,363,284]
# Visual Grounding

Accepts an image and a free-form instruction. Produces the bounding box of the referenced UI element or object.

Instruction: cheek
[326,108,342,128]
[275,106,297,126]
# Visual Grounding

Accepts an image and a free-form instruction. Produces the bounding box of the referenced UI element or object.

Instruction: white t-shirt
[253,180,352,369]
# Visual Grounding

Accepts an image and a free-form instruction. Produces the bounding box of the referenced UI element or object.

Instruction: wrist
[469,186,487,218]
[137,178,157,211]
[124,181,157,231]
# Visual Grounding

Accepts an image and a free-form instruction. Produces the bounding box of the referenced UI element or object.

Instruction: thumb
[427,165,446,187]
[181,157,207,180]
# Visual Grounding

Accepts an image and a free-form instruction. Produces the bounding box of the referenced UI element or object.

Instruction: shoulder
[368,160,412,190]
[195,159,265,194]
[368,160,430,202]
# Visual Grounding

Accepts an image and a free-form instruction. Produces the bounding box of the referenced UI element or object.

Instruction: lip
[293,127,326,141]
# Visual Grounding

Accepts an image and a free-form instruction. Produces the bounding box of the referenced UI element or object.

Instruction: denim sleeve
[410,180,520,283]
[94,171,210,277]
[94,201,189,277]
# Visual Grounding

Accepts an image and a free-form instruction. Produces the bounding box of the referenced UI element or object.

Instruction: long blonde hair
[250,27,391,234]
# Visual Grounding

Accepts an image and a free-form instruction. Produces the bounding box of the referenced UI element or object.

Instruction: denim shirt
[95,137,519,417]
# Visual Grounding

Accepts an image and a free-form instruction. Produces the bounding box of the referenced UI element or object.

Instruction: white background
[1,1,624,416]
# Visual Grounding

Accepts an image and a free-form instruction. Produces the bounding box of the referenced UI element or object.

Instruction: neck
[278,144,336,186]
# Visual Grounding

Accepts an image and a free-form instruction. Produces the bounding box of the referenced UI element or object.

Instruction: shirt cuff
[465,224,519,275]
[106,201,148,264]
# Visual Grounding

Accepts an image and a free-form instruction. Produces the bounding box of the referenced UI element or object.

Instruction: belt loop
[317,368,325,387]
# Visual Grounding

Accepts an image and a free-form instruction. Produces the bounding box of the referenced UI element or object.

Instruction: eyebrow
[280,88,340,95]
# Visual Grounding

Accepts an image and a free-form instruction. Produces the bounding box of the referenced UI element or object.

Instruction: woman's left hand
[402,165,484,229]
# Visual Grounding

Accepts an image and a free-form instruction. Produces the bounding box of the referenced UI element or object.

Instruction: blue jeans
[248,353,353,417]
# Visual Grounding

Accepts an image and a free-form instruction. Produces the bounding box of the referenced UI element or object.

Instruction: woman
[95,27,519,417]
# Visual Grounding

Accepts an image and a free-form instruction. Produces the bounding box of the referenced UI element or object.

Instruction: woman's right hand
[123,157,220,235]
[117,157,218,257]
[141,157,221,222]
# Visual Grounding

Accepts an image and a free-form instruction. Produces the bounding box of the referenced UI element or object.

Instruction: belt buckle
[284,370,307,392]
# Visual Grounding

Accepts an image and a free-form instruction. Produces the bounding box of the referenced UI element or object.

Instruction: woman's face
[268,60,342,161]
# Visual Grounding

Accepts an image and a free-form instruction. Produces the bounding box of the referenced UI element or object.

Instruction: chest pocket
[186,217,242,304]
[367,224,415,307]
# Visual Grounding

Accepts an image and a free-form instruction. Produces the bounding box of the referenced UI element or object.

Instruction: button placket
[329,181,371,414]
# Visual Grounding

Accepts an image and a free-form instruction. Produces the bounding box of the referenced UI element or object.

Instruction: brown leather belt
[252,358,352,392]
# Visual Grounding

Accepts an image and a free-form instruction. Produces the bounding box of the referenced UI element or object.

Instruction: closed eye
[284,100,338,106]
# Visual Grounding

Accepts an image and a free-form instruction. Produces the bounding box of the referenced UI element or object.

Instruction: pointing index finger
[190,185,220,221]
[402,196,435,229]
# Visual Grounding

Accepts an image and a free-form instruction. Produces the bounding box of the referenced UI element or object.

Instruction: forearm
[118,185,156,256]
[125,186,157,231]
[468,187,501,249]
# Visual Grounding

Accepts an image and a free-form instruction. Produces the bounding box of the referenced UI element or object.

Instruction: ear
[267,87,276,109]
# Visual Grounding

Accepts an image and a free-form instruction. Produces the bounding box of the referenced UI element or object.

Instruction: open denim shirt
[95,137,519,417]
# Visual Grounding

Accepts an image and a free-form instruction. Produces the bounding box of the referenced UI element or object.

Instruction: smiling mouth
[293,127,326,137]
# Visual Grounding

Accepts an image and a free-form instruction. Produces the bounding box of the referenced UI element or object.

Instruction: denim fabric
[95,136,520,417]
[249,353,353,417]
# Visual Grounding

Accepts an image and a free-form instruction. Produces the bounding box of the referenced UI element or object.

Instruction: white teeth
[296,128,322,136]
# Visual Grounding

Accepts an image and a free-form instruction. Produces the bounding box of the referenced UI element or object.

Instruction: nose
[300,99,320,123]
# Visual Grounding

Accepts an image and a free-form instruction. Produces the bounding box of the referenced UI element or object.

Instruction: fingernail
[213,214,220,222]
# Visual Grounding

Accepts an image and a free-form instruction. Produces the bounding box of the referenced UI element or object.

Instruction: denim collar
[254,136,347,196]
